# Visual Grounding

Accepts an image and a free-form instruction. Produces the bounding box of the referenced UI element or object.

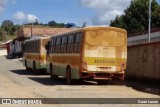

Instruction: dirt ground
[0,56,159,107]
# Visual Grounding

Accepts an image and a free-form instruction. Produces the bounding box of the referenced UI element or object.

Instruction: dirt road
[0,56,159,107]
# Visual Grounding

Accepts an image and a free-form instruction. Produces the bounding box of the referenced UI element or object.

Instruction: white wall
[15,40,22,53]
[128,31,160,46]
[0,49,7,56]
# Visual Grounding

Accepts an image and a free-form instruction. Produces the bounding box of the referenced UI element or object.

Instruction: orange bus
[23,37,49,73]
[45,26,127,84]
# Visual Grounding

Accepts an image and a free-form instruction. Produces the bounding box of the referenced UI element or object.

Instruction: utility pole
[148,0,152,43]
[31,21,33,38]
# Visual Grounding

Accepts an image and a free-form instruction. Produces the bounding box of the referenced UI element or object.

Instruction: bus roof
[50,26,127,38]
[84,26,127,34]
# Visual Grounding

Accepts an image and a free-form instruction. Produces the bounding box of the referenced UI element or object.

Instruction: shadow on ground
[10,69,160,95]
[125,80,160,95]
[28,76,127,86]
[10,69,48,76]
[28,77,97,86]
[28,76,160,95]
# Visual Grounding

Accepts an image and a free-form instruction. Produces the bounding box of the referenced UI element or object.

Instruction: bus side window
[33,42,35,53]
[36,41,38,53]
[26,43,28,52]
[64,35,67,53]
[28,42,31,53]
[37,41,40,53]
[24,43,26,52]
[53,37,57,53]
[31,42,33,53]
[67,33,75,53]
[50,38,53,53]
[55,37,58,53]
[29,42,31,53]
[34,41,37,53]
[58,36,62,53]
[66,35,69,53]
[74,32,82,53]
[61,35,66,53]
[35,41,37,53]
[32,42,34,53]
[61,36,64,53]
[67,34,70,53]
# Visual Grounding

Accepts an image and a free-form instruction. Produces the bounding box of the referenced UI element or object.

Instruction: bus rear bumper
[81,71,125,81]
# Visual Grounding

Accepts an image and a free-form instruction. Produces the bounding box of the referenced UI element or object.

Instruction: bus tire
[33,62,38,74]
[25,60,27,66]
[25,60,32,71]
[50,64,58,79]
[66,67,72,85]
[25,60,29,70]
[26,67,30,71]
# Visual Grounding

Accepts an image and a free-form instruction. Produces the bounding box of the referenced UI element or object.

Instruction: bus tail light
[39,56,44,63]
[82,60,87,70]
[120,62,125,71]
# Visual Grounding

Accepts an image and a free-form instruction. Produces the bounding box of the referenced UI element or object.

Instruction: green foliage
[24,20,77,28]
[34,19,39,25]
[48,21,66,28]
[0,20,21,41]
[1,20,14,35]
[82,22,87,28]
[0,27,6,41]
[110,0,160,34]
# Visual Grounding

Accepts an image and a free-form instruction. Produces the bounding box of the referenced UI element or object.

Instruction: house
[12,27,79,58]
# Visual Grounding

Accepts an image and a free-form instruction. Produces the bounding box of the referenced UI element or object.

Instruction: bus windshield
[85,30,126,47]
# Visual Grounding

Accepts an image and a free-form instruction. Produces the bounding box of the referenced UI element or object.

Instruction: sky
[0,0,160,26]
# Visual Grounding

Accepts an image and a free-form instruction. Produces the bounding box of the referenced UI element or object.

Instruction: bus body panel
[23,37,49,71]
[46,26,127,81]
[47,54,80,79]
[81,28,127,74]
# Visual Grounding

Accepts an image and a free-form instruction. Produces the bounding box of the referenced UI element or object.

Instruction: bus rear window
[85,30,126,46]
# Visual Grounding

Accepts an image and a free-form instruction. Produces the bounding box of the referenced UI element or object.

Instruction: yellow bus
[23,37,49,73]
[45,26,127,84]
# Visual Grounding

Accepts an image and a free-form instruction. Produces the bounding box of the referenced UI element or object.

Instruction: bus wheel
[97,80,110,85]
[33,62,38,74]
[25,60,32,71]
[50,65,58,79]
[26,67,30,71]
[25,60,27,66]
[66,67,72,85]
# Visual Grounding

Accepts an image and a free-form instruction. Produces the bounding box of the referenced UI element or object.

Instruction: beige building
[12,27,79,58]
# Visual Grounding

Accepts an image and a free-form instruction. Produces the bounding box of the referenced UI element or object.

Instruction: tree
[48,21,56,26]
[0,27,6,41]
[110,15,126,29]
[33,19,39,25]
[110,0,160,35]
[82,22,86,28]
[10,26,16,35]
[1,20,14,35]
[48,21,66,28]
[65,23,77,28]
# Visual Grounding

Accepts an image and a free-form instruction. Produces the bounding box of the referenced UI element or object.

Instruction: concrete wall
[126,41,160,81]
